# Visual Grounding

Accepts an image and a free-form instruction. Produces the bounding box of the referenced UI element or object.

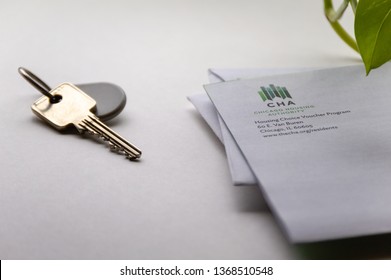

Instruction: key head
[31,83,96,130]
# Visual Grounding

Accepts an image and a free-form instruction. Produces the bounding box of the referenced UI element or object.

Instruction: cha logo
[258,84,296,108]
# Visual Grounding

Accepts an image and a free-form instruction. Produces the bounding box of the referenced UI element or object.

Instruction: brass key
[31,82,142,160]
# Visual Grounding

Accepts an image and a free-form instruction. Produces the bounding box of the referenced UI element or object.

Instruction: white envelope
[204,64,391,242]
[188,68,316,185]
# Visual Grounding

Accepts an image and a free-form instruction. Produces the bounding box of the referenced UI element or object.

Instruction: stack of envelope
[189,65,391,243]
[189,68,316,186]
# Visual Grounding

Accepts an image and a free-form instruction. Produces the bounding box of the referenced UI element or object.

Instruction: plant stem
[328,0,350,21]
[350,0,357,14]
[324,0,359,53]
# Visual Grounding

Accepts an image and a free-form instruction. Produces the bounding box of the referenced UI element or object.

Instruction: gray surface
[3,0,386,259]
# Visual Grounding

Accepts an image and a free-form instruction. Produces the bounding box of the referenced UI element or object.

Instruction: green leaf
[355,0,391,74]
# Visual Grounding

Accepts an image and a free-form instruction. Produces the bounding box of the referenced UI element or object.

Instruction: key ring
[18,67,62,103]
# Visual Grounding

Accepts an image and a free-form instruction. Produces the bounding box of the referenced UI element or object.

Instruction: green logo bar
[258,84,292,101]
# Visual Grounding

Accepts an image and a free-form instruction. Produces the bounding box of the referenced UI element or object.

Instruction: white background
[1,0,376,259]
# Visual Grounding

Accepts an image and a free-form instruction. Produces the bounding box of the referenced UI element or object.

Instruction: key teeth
[80,124,98,137]
[108,142,123,153]
[108,141,139,160]
[126,154,137,161]
[108,142,116,150]
[80,118,142,161]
